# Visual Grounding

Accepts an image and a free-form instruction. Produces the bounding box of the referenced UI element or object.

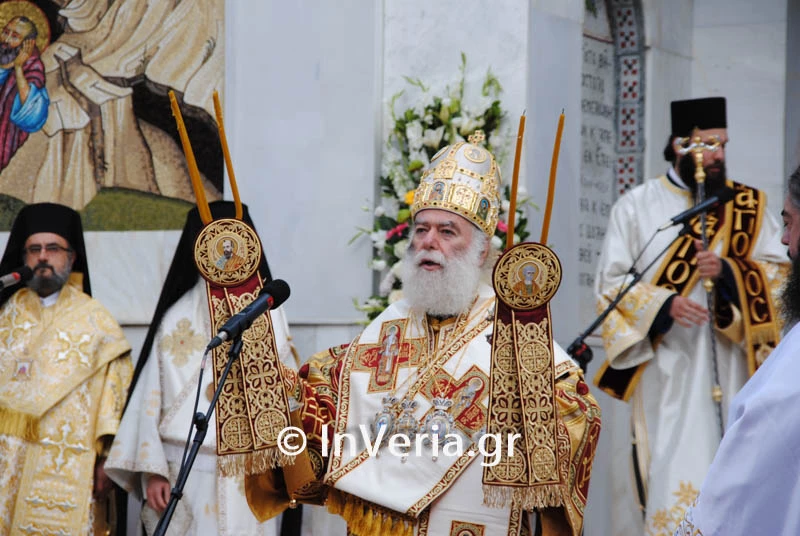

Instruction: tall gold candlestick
[213,91,243,220]
[506,112,526,251]
[169,91,212,224]
[540,110,565,244]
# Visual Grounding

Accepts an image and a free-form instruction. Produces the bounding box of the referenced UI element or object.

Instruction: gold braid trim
[482,483,567,511]
[0,407,39,441]
[218,448,296,477]
[326,489,414,536]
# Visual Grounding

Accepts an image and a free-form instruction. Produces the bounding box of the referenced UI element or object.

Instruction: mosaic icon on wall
[0,0,226,230]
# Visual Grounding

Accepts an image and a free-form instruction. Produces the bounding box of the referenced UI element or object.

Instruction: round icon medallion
[493,243,562,310]
[194,219,262,286]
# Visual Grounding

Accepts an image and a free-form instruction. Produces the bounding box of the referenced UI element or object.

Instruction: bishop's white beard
[401,233,487,317]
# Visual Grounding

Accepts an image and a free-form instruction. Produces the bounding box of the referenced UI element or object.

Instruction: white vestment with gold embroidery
[0,283,132,536]
[105,280,293,536]
[595,174,787,535]
[325,284,575,535]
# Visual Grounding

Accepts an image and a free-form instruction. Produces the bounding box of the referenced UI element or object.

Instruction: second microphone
[206,279,291,350]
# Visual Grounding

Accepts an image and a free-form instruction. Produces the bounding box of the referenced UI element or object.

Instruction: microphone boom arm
[154,334,245,536]
[567,229,686,372]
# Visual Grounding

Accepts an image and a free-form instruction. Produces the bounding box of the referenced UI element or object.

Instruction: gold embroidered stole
[483,244,569,517]
[205,278,294,476]
[722,184,782,373]
[483,308,567,505]
[595,180,781,399]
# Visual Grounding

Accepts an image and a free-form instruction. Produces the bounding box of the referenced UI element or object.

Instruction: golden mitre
[410,130,501,236]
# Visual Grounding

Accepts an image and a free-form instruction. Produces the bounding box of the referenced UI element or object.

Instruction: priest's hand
[146,474,172,513]
[93,457,113,498]
[669,296,710,328]
[694,239,723,279]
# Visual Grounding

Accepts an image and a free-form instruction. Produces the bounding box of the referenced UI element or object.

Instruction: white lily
[421,126,445,149]
[405,120,424,152]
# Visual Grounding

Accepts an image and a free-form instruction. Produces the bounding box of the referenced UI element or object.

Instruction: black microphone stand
[153,335,244,536]
[567,227,687,372]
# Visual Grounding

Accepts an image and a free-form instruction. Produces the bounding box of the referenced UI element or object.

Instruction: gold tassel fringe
[218,447,296,477]
[0,407,39,441]
[326,489,414,536]
[483,484,565,511]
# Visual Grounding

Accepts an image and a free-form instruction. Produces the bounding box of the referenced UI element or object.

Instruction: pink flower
[386,222,409,240]
[497,220,508,233]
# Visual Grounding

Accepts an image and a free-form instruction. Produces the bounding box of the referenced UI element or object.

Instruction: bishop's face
[23,232,75,297]
[409,209,479,268]
[403,209,489,317]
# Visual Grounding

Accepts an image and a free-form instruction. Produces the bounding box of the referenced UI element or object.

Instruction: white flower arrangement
[352,54,533,321]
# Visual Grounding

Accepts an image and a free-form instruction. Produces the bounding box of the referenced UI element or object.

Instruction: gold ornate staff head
[676,134,721,186]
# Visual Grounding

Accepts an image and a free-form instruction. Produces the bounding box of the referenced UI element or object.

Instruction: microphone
[0,266,33,289]
[658,187,735,231]
[206,279,290,351]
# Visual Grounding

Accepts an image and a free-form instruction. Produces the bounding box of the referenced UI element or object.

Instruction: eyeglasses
[23,244,73,256]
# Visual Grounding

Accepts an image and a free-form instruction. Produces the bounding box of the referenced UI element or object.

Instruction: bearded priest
[245,134,601,536]
[594,97,789,535]
[104,201,294,536]
[0,203,132,535]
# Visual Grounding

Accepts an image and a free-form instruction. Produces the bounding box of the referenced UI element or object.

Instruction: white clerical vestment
[325,284,580,535]
[594,173,788,535]
[105,280,294,535]
[674,321,800,535]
